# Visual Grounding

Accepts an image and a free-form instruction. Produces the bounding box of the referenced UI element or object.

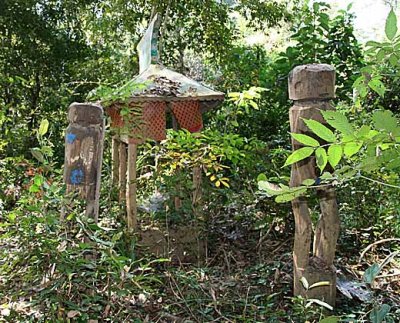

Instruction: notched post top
[68,102,103,126]
[288,64,336,101]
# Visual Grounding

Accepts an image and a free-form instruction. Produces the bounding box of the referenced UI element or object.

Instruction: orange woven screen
[171,101,203,133]
[106,104,124,128]
[129,101,166,144]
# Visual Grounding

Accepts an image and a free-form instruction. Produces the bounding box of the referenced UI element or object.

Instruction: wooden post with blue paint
[64,102,105,222]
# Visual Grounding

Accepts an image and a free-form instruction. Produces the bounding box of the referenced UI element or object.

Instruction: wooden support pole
[119,142,127,204]
[126,143,138,230]
[112,137,121,187]
[64,103,104,222]
[192,166,202,210]
[288,64,339,306]
[171,113,182,210]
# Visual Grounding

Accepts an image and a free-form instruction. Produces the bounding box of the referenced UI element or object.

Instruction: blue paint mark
[70,169,84,185]
[66,133,77,144]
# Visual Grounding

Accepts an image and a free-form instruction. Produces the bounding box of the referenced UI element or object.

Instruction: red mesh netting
[106,104,124,128]
[171,101,203,133]
[129,101,166,144]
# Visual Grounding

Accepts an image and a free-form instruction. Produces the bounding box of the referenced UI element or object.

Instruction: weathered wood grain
[64,102,104,221]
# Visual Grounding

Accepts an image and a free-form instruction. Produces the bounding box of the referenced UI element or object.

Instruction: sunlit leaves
[315,147,328,171]
[385,9,397,40]
[302,119,336,142]
[372,110,398,132]
[291,133,319,147]
[284,147,314,167]
[321,110,353,135]
[38,119,49,136]
[327,144,342,168]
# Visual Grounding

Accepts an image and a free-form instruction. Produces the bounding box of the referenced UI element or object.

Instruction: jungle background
[0,0,399,322]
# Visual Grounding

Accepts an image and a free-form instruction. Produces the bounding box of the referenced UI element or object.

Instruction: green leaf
[385,8,397,40]
[257,173,267,182]
[315,147,328,171]
[344,142,362,157]
[364,263,380,284]
[370,304,391,323]
[368,78,386,97]
[303,119,336,142]
[38,119,49,136]
[302,178,316,186]
[291,133,319,147]
[284,147,314,167]
[389,53,398,67]
[275,187,307,203]
[258,181,282,196]
[321,110,354,135]
[372,110,398,132]
[328,144,342,168]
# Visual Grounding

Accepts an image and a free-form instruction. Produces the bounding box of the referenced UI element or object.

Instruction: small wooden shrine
[106,14,224,230]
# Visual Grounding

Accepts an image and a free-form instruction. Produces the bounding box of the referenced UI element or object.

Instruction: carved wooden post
[288,64,339,306]
[64,103,105,222]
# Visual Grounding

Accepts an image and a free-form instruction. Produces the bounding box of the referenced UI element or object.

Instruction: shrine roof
[128,64,224,102]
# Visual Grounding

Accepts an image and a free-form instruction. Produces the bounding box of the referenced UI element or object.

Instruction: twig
[359,175,400,189]
[359,238,400,263]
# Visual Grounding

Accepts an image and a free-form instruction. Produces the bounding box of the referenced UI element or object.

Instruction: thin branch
[359,238,400,263]
[359,175,400,189]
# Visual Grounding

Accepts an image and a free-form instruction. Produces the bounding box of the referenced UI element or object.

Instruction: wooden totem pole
[288,64,340,306]
[64,103,105,221]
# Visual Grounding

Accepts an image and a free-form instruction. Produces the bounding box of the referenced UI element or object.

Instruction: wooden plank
[126,143,138,230]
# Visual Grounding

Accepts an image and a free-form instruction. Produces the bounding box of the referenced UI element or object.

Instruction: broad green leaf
[365,41,381,48]
[257,173,267,182]
[389,53,398,67]
[258,181,282,196]
[357,125,371,138]
[328,144,342,168]
[275,187,307,203]
[315,147,328,171]
[364,263,380,284]
[370,304,391,323]
[303,119,336,142]
[291,133,319,147]
[321,110,354,135]
[31,148,45,163]
[368,78,386,97]
[372,110,398,132]
[284,147,314,166]
[302,178,316,186]
[376,48,386,62]
[38,119,49,136]
[344,142,362,157]
[385,8,397,40]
